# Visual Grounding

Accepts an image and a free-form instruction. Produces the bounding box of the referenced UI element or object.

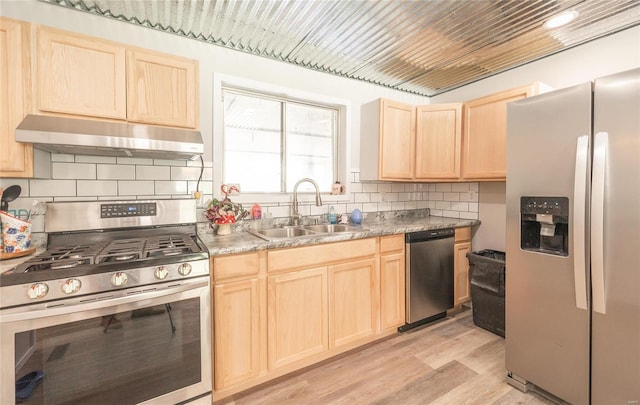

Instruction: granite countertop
[199,213,480,257]
[1,213,479,273]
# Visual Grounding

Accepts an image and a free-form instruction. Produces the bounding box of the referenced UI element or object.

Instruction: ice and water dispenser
[520,196,569,256]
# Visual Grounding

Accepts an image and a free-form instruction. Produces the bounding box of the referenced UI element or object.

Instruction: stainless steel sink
[301,224,363,233]
[248,224,367,241]
[249,226,318,241]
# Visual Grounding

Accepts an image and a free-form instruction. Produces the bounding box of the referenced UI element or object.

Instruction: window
[222,89,338,193]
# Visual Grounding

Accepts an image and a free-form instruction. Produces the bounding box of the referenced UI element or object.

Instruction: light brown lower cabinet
[211,236,405,401]
[267,267,328,369]
[453,227,472,306]
[379,234,406,331]
[328,258,378,349]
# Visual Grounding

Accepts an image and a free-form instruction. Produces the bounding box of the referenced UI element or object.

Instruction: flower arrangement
[204,185,248,225]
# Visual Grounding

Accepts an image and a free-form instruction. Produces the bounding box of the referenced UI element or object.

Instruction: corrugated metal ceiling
[40,0,640,96]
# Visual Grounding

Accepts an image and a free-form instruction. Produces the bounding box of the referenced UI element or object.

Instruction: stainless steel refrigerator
[505,68,640,405]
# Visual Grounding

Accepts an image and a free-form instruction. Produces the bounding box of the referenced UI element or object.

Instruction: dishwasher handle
[405,228,455,243]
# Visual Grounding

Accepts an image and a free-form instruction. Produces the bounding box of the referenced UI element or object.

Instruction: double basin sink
[249,224,367,241]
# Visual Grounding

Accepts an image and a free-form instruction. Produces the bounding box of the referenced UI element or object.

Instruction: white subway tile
[451,202,470,212]
[429,192,443,201]
[116,157,153,165]
[430,209,443,217]
[451,183,470,192]
[30,180,76,197]
[435,183,452,192]
[369,193,383,203]
[362,183,378,192]
[269,205,291,218]
[118,181,154,195]
[443,210,460,218]
[436,201,451,210]
[444,192,460,201]
[416,200,431,209]
[428,184,437,192]
[405,201,418,209]
[202,167,213,181]
[98,195,136,201]
[391,202,406,210]
[77,181,118,196]
[171,166,204,181]
[54,196,97,201]
[155,181,188,195]
[97,164,135,180]
[469,202,479,212]
[383,192,399,202]
[398,192,411,201]
[377,183,392,192]
[52,163,96,179]
[427,201,436,209]
[354,193,370,203]
[154,159,187,167]
[469,182,479,191]
[51,154,74,162]
[76,155,117,164]
[362,203,378,212]
[468,191,479,202]
[391,184,405,193]
[137,165,170,180]
[350,182,363,193]
[1,179,29,192]
[377,202,392,211]
[346,203,363,212]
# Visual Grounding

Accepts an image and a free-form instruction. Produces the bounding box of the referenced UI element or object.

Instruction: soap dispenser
[328,206,337,224]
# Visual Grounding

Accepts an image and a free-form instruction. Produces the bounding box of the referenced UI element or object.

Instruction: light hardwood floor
[216,308,554,405]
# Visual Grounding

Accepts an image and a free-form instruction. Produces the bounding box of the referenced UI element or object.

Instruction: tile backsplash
[0,155,478,235]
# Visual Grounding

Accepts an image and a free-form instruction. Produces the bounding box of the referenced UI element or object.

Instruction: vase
[216,223,232,236]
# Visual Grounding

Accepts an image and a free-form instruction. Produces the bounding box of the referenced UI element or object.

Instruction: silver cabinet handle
[572,135,589,310]
[591,132,608,314]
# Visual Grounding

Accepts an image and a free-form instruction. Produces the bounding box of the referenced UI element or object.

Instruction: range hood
[16,115,204,160]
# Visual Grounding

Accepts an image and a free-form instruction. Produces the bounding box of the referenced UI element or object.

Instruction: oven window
[14,298,201,404]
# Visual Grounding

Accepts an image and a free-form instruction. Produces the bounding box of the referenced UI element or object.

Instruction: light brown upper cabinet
[415,103,463,180]
[36,26,127,120]
[127,49,198,129]
[0,17,33,177]
[35,25,198,129]
[360,98,462,182]
[462,84,539,180]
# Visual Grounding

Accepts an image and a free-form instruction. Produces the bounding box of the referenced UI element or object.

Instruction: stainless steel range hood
[16,115,204,160]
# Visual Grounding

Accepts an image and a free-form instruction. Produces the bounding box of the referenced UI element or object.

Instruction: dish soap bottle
[328,206,337,224]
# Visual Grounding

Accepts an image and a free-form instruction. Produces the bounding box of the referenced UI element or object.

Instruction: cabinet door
[379,99,415,180]
[127,49,198,129]
[462,84,537,179]
[328,258,377,349]
[37,26,126,120]
[213,278,265,389]
[415,103,462,180]
[0,18,33,177]
[454,242,472,306]
[380,252,405,331]
[268,267,328,369]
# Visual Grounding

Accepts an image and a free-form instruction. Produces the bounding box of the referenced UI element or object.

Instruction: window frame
[221,87,339,193]
[212,73,351,206]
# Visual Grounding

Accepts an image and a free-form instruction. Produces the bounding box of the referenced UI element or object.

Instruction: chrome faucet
[292,178,323,226]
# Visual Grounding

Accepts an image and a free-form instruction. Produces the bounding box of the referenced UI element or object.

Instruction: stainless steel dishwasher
[400,228,455,332]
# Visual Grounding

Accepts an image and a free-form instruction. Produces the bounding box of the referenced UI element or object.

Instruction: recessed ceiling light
[544,10,579,29]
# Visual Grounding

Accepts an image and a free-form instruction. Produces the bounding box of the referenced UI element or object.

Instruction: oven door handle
[1,278,209,323]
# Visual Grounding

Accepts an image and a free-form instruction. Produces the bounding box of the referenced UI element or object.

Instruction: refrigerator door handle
[573,135,589,310]
[591,131,608,314]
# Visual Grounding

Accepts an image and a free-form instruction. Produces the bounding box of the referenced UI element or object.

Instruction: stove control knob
[154,266,169,280]
[177,263,192,276]
[62,278,82,294]
[111,272,128,287]
[28,283,49,300]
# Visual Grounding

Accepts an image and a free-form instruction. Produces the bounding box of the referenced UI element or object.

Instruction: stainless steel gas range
[0,199,212,405]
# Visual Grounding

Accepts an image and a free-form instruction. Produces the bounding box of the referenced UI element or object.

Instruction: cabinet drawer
[213,252,262,281]
[268,238,376,273]
[380,234,404,254]
[455,227,471,243]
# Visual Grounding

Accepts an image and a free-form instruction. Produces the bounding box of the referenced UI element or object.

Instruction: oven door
[0,277,211,405]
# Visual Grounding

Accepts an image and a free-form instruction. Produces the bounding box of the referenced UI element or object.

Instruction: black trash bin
[466,250,506,337]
